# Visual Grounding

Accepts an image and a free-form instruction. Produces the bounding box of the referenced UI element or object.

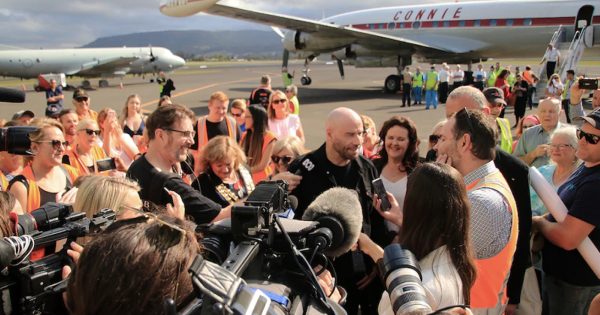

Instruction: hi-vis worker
[412,67,424,105]
[484,88,513,153]
[424,66,439,110]
[192,91,240,175]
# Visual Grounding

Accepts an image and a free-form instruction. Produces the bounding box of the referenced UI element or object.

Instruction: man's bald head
[325,107,364,163]
[326,107,363,131]
[445,86,488,118]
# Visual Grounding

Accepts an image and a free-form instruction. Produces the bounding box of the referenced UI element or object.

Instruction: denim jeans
[543,274,600,315]
[412,86,422,103]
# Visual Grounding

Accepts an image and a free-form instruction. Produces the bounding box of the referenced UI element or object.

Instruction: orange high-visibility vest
[66,145,108,175]
[0,172,8,191]
[18,164,80,213]
[467,169,518,311]
[193,116,238,174]
[240,131,276,183]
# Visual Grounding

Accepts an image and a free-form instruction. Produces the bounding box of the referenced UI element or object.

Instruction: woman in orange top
[9,119,79,213]
[240,105,276,183]
[66,119,108,175]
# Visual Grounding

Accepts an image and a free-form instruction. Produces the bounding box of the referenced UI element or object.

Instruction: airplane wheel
[384,75,401,93]
[99,80,109,88]
[81,80,92,89]
[150,79,155,83]
[301,76,312,86]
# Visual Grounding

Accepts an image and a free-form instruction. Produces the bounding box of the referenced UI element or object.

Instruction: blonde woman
[545,73,564,100]
[270,136,306,175]
[120,94,146,146]
[65,119,108,175]
[267,90,304,142]
[98,108,139,168]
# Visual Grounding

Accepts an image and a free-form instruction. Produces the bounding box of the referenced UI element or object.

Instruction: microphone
[302,187,363,258]
[0,235,35,268]
[0,87,26,103]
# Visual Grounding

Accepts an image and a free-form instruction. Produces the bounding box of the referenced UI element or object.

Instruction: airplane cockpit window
[490,19,497,26]
[506,19,514,26]
[523,19,533,26]
[413,21,421,29]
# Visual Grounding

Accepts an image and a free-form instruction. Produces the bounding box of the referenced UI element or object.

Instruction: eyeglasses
[577,129,600,145]
[83,129,100,136]
[35,140,68,150]
[75,97,89,102]
[164,128,196,139]
[490,102,505,108]
[271,155,294,164]
[271,99,286,104]
[231,112,243,117]
[548,143,573,150]
[429,134,441,143]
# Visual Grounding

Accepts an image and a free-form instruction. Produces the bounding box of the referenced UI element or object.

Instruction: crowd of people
[0,67,599,315]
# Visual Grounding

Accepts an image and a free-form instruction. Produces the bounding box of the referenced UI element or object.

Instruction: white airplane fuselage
[0,47,186,79]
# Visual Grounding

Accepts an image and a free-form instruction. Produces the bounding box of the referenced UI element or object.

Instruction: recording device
[0,206,117,315]
[0,87,26,103]
[0,236,35,269]
[187,182,362,315]
[96,157,117,172]
[0,126,38,155]
[579,78,599,90]
[382,244,432,315]
[372,178,391,212]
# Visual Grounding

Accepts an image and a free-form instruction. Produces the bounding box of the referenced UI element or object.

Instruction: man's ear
[459,133,472,153]
[482,107,491,115]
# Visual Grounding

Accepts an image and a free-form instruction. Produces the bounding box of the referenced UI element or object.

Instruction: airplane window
[413,21,421,29]
[380,23,386,29]
[432,21,439,27]
[443,21,450,27]
[506,19,514,26]
[388,22,395,29]
[459,21,466,27]
[474,20,481,27]
[370,24,375,30]
[524,19,532,26]
[490,19,497,26]
[399,22,405,28]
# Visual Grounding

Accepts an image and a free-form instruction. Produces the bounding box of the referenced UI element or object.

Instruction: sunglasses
[429,134,440,143]
[271,99,286,104]
[271,155,294,164]
[75,97,89,102]
[35,140,68,150]
[231,112,244,117]
[82,129,100,136]
[577,129,600,145]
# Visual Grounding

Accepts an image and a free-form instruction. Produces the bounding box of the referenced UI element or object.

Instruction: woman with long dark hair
[359,163,476,312]
[371,115,420,235]
[240,105,277,183]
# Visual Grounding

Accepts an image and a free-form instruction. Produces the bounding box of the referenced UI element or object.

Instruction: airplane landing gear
[99,79,109,88]
[81,80,92,89]
[301,55,315,86]
[384,75,401,93]
[301,76,312,86]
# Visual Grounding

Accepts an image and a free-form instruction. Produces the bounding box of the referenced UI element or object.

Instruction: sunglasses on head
[577,129,600,145]
[271,155,294,164]
[75,97,88,102]
[35,139,68,150]
[271,99,286,104]
[83,129,100,136]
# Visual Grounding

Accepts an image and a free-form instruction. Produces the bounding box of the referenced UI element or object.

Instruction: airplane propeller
[149,45,157,62]
[332,55,345,80]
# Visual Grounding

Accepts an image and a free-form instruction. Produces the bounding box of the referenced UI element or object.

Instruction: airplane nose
[171,55,186,69]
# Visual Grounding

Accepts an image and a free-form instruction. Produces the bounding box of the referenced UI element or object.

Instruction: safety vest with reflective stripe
[425,71,438,90]
[0,172,7,192]
[413,73,424,87]
[497,118,513,154]
[467,169,518,312]
[196,116,237,150]
[16,165,79,213]
[241,131,276,183]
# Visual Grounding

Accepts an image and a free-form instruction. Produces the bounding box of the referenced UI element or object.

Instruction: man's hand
[531,144,550,159]
[504,303,517,315]
[270,172,302,191]
[165,188,185,220]
[570,80,588,105]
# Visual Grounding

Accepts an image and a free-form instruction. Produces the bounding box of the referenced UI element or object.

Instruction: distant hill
[82,30,283,58]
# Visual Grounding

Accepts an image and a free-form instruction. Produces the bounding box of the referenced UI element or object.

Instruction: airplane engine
[283,31,353,53]
[160,0,219,17]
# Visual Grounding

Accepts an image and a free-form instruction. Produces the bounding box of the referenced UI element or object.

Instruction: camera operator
[358,163,476,313]
[65,214,199,315]
[8,119,80,214]
[127,104,229,224]
[287,107,386,314]
[568,78,600,126]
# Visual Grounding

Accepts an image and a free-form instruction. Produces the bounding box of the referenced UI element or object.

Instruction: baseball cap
[12,110,35,121]
[574,109,600,130]
[483,87,507,106]
[72,88,89,99]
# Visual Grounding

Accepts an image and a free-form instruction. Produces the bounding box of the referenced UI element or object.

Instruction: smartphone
[579,78,599,90]
[371,178,391,212]
[96,157,117,172]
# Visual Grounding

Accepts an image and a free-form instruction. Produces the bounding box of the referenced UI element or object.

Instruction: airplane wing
[65,56,139,76]
[203,3,462,54]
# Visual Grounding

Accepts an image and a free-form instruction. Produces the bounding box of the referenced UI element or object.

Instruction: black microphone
[0,87,26,103]
[0,235,34,268]
[302,187,363,258]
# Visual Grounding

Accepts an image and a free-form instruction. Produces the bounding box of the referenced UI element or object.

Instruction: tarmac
[0,60,560,152]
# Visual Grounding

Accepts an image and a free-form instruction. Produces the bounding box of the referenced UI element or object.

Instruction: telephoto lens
[382,244,432,315]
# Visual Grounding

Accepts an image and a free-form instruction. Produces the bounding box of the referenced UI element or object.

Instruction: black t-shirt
[543,164,600,286]
[126,155,221,224]
[191,119,241,150]
[325,159,359,190]
[249,88,271,109]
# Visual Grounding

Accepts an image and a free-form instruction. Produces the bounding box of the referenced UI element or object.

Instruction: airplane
[160,0,600,93]
[0,46,186,87]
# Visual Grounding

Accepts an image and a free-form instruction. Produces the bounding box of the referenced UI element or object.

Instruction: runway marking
[141,74,278,108]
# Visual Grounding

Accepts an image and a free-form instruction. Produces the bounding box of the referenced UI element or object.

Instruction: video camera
[0,204,117,315]
[179,181,347,315]
[0,126,37,156]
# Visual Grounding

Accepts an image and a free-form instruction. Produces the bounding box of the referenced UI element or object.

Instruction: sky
[0,0,457,49]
